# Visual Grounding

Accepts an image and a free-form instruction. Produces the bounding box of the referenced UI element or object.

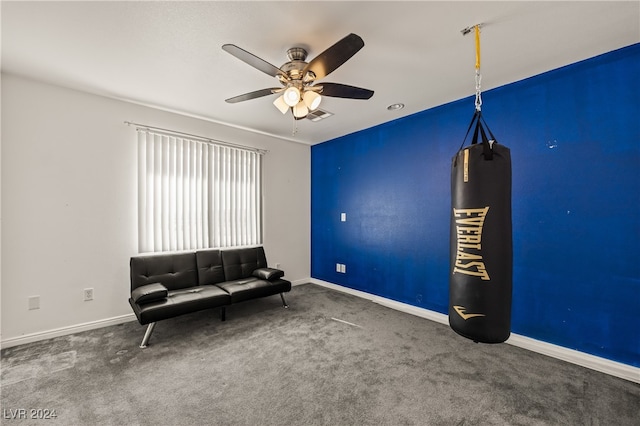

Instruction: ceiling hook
[461,23,484,36]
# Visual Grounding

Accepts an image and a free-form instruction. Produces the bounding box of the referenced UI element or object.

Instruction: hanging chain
[474,25,482,112]
[475,70,482,112]
[291,108,298,136]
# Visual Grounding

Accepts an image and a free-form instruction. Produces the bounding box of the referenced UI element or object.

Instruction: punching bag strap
[479,113,498,144]
[477,120,494,160]
[467,111,497,160]
[458,110,481,152]
[470,113,494,160]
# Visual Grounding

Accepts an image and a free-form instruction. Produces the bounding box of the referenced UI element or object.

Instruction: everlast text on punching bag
[449,111,512,343]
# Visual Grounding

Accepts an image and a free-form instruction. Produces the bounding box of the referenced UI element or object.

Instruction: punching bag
[449,111,512,343]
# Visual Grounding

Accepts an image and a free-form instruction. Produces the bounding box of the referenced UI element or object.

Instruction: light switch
[341,213,347,222]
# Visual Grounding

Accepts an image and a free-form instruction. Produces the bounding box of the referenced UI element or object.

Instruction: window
[137,129,262,253]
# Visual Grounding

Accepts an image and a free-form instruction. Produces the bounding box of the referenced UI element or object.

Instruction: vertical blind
[137,130,262,253]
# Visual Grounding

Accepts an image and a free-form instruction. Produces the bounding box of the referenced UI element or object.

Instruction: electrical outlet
[28,295,40,310]
[84,288,94,301]
[275,263,281,269]
[336,263,341,272]
[340,264,346,273]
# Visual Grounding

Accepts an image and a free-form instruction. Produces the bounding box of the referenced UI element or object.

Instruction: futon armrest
[252,267,285,281]
[131,283,168,304]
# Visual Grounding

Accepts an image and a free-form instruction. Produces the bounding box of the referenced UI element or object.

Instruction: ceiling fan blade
[222,44,285,78]
[319,83,374,100]
[225,88,280,103]
[303,33,365,80]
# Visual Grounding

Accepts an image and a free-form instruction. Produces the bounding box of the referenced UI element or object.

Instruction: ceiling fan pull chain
[292,110,298,136]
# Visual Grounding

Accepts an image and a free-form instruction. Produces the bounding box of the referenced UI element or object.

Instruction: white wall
[1,74,310,343]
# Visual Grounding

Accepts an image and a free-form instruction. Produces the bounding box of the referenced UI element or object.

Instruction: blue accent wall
[311,44,640,367]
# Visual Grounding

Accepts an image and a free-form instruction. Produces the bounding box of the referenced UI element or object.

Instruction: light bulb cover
[303,91,322,111]
[292,101,309,118]
[283,86,301,107]
[273,95,289,114]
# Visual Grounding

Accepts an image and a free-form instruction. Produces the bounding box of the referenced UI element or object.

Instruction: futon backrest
[130,252,198,292]
[221,246,268,281]
[195,249,226,285]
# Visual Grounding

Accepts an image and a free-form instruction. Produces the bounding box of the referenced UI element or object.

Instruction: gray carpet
[2,283,639,425]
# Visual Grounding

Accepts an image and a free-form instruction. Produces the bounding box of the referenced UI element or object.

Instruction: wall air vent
[306,109,333,122]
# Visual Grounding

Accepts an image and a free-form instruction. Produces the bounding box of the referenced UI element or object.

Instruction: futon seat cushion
[216,277,292,304]
[129,285,230,325]
[216,278,271,303]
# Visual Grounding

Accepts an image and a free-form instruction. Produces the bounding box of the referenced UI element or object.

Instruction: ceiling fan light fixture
[303,91,322,111]
[292,101,309,118]
[283,86,301,107]
[273,95,289,114]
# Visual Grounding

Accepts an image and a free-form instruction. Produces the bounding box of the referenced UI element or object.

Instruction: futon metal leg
[280,293,289,308]
[140,322,156,348]
[221,306,226,322]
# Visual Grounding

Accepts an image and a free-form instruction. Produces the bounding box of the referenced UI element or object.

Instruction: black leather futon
[129,246,291,347]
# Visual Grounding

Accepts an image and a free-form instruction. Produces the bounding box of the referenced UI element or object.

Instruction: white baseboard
[1,282,305,349]
[291,278,310,286]
[504,334,640,384]
[4,281,638,384]
[0,280,306,350]
[309,278,640,384]
[1,313,137,349]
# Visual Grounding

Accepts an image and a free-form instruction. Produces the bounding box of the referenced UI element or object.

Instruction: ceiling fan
[222,33,374,120]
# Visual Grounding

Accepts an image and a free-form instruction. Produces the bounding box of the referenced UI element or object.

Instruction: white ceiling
[2,1,638,145]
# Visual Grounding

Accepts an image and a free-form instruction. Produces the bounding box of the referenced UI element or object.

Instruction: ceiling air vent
[306,109,333,122]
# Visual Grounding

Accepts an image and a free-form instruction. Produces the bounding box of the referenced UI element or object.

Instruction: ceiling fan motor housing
[280,48,312,83]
